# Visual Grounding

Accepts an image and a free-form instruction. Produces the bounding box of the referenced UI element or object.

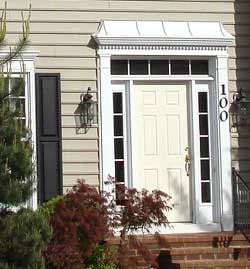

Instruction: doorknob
[185,146,191,176]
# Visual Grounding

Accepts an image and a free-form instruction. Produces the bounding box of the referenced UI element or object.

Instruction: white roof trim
[93,21,233,47]
[0,46,39,61]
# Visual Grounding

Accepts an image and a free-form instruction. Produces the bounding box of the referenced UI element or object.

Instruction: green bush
[0,208,52,269]
[40,195,63,218]
[85,242,118,269]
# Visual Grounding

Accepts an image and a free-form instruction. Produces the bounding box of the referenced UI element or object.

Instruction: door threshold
[165,223,222,234]
[133,223,223,235]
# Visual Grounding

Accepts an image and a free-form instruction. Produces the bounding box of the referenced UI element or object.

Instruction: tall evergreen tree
[0,4,52,269]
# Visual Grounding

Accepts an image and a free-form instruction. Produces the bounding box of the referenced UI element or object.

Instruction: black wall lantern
[231,88,250,127]
[79,87,98,128]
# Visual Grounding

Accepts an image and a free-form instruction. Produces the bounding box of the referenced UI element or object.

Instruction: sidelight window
[198,91,211,203]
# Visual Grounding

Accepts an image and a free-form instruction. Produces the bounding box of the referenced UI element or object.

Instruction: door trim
[98,44,233,230]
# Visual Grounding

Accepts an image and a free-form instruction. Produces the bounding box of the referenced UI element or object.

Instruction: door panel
[132,83,191,222]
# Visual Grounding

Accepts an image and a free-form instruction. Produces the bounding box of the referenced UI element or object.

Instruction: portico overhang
[93,20,233,48]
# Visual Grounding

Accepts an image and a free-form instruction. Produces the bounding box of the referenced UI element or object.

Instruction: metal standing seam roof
[93,20,234,47]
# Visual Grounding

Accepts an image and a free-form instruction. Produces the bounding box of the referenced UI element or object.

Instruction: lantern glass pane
[93,102,98,124]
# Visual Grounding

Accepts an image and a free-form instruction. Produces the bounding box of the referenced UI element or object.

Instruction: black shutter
[35,73,62,203]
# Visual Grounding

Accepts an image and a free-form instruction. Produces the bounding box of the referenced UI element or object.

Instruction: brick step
[167,246,250,261]
[109,232,250,268]
[177,259,250,269]
[154,232,249,248]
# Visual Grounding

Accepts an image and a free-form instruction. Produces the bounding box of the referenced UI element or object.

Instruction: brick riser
[110,232,250,269]
[156,232,250,269]
[168,247,250,268]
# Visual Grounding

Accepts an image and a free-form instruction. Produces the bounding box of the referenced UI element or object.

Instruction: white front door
[131,83,191,222]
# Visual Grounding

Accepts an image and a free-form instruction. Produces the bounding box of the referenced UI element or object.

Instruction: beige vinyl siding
[6,0,248,189]
[232,0,250,183]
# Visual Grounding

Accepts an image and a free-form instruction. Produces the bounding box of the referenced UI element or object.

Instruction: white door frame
[111,78,217,225]
[95,20,234,231]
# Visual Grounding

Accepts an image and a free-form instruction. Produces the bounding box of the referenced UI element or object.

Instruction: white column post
[98,51,115,192]
[29,62,38,210]
[217,55,233,231]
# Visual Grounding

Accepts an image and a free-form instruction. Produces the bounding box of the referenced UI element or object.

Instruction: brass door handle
[185,146,191,176]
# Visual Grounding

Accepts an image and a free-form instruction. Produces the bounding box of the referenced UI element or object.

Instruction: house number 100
[219,84,228,122]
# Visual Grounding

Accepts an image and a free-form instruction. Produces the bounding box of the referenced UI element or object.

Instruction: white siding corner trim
[95,20,234,232]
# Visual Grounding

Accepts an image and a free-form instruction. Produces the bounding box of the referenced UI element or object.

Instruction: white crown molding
[99,44,228,51]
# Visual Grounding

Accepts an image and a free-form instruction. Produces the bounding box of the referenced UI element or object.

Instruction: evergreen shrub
[0,208,52,269]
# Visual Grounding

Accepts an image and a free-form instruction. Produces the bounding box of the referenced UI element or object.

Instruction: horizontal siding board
[6,33,91,45]
[61,93,97,103]
[232,160,250,171]
[7,21,98,34]
[63,151,99,163]
[62,140,98,151]
[230,25,250,35]
[231,136,250,149]
[61,81,97,93]
[229,58,250,69]
[34,69,96,80]
[228,47,250,58]
[63,163,99,173]
[37,12,234,23]
[61,94,97,104]
[232,36,250,46]
[35,57,97,69]
[34,46,96,57]
[61,104,87,114]
[229,70,250,81]
[6,1,234,12]
[107,1,234,12]
[63,174,99,186]
[62,151,98,162]
[232,148,250,161]
[62,127,98,138]
[6,1,110,10]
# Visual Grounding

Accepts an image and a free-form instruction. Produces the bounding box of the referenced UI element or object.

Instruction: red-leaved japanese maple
[105,176,173,269]
[43,180,109,269]
[43,177,172,269]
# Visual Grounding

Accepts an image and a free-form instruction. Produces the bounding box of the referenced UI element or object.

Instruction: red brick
[172,254,185,261]
[186,254,200,260]
[216,253,230,259]
[201,253,215,259]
